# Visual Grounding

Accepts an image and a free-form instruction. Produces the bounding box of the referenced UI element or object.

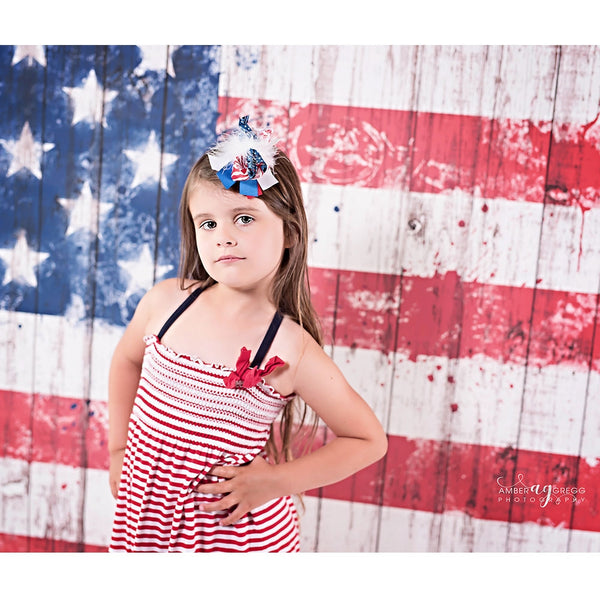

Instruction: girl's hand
[195,456,282,526]
[109,449,125,499]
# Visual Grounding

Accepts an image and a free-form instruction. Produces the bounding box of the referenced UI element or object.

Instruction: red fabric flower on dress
[223,347,284,389]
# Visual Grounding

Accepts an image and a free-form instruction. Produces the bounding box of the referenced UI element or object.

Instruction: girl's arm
[107,290,153,497]
[197,332,388,524]
[271,334,388,494]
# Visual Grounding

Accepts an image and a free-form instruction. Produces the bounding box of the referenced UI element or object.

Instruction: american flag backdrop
[0,44,599,553]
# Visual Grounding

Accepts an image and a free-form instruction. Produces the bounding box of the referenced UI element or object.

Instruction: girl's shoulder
[144,277,202,305]
[273,316,350,398]
[138,278,202,333]
[275,314,323,371]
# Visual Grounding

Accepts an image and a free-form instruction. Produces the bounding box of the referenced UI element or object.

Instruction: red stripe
[0,533,106,553]
[135,383,265,447]
[3,518,295,554]
[2,389,597,533]
[0,390,108,469]
[306,434,599,533]
[218,97,600,208]
[308,267,600,371]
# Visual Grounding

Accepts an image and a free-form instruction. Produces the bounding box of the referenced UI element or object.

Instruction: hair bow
[208,115,279,197]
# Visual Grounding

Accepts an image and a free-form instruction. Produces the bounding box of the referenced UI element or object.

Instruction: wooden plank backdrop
[0,45,598,552]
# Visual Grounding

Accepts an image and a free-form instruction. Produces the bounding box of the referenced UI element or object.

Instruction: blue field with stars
[0,45,220,326]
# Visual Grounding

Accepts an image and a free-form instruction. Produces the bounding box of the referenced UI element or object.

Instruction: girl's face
[188,180,287,295]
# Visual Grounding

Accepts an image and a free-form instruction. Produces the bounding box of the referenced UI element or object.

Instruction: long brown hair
[178,150,322,463]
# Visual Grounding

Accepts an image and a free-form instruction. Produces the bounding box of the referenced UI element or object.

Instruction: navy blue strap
[250,311,284,368]
[157,286,204,341]
[157,285,283,368]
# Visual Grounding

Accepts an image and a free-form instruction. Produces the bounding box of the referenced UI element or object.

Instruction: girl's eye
[199,220,217,230]
[236,215,254,225]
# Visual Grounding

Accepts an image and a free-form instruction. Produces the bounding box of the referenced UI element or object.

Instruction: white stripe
[295,495,319,552]
[518,365,598,459]
[218,46,568,122]
[0,457,114,548]
[304,182,600,294]
[300,496,600,552]
[312,495,380,552]
[0,310,120,401]
[25,461,85,544]
[2,312,597,459]
[569,526,600,552]
[0,311,36,394]
[84,465,116,548]
[220,45,600,126]
[552,46,600,125]
[335,345,598,460]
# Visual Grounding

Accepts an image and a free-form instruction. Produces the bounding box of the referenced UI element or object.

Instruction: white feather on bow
[208,131,278,173]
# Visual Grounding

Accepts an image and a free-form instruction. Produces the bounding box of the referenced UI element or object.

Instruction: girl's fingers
[199,496,237,513]
[195,481,231,494]
[209,466,238,479]
[220,507,246,527]
[195,461,257,524]
[198,494,249,525]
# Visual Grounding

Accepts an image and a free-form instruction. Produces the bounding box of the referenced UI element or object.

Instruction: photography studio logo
[496,473,586,507]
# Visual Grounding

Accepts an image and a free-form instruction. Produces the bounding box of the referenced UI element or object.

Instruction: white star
[118,244,172,297]
[134,45,178,78]
[123,131,178,190]
[0,230,50,287]
[0,121,55,179]
[62,69,118,127]
[57,181,113,237]
[12,45,46,67]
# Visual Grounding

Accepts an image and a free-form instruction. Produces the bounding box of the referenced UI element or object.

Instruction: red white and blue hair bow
[208,115,279,197]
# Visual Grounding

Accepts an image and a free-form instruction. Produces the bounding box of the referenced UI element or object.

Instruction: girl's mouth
[217,255,244,263]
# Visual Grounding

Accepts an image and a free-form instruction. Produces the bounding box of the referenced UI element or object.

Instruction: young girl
[108,116,388,552]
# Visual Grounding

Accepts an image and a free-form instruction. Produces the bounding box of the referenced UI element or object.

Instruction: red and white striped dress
[109,290,300,552]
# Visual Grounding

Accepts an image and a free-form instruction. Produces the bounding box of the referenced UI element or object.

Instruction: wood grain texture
[0,44,598,552]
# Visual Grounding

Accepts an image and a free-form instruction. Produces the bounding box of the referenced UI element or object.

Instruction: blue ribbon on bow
[217,164,261,196]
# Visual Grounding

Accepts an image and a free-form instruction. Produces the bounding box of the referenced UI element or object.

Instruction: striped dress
[109,288,300,552]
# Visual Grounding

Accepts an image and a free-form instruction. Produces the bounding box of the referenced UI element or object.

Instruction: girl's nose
[217,229,237,247]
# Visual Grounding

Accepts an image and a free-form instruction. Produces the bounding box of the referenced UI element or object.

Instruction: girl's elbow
[374,431,388,461]
[367,428,388,462]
